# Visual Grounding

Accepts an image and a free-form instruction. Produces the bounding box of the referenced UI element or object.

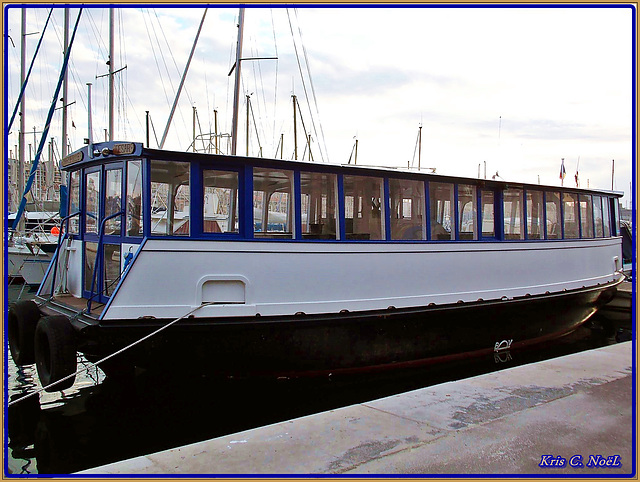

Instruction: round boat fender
[8,300,42,366]
[34,316,77,392]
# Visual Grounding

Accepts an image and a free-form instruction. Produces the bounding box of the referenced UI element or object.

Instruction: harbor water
[5,283,632,475]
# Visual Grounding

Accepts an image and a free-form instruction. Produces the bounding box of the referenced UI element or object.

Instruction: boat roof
[60,140,624,198]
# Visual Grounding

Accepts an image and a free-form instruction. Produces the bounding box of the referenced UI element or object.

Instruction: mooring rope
[8,302,214,407]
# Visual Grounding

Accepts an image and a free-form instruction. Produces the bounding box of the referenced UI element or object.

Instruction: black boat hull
[61,280,619,377]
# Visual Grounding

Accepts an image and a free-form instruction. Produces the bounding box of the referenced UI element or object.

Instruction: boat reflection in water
[6,319,626,476]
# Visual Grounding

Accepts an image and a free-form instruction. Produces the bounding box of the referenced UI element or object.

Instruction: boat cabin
[45,141,623,309]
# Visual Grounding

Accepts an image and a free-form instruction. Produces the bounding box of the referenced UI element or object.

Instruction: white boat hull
[8,245,52,285]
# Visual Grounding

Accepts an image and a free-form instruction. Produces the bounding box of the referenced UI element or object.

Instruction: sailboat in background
[7,8,74,285]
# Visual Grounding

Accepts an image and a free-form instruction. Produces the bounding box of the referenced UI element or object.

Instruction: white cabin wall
[65,239,83,296]
[102,238,621,321]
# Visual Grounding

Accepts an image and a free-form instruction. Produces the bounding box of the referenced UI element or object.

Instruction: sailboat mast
[61,9,69,158]
[108,8,114,141]
[17,8,26,230]
[418,124,422,171]
[230,7,245,156]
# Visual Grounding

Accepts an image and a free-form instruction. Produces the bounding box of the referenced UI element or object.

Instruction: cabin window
[562,193,579,239]
[602,196,611,237]
[103,244,121,296]
[480,190,495,238]
[85,171,101,235]
[203,169,239,234]
[457,184,477,240]
[84,241,98,292]
[126,160,144,237]
[68,170,80,234]
[343,175,385,240]
[579,194,594,238]
[150,160,190,236]
[611,198,620,236]
[429,182,454,240]
[526,190,544,240]
[593,195,604,238]
[389,178,425,240]
[545,191,561,239]
[105,168,122,236]
[503,189,524,240]
[301,171,338,240]
[253,167,293,238]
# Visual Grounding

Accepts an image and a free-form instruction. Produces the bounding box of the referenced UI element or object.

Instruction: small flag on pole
[559,158,566,185]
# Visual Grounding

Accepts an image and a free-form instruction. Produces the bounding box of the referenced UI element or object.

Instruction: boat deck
[44,293,106,318]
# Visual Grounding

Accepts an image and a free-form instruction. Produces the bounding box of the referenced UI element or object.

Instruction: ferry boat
[8,141,625,390]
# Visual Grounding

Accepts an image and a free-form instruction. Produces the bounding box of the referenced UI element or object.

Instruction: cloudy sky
[4,5,634,205]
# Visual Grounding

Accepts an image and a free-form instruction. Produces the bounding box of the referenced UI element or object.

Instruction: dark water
[4,284,631,475]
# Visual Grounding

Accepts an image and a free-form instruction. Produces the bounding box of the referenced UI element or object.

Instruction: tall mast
[17,8,26,230]
[230,7,245,156]
[61,9,69,159]
[108,8,114,141]
[418,124,422,171]
[292,94,298,160]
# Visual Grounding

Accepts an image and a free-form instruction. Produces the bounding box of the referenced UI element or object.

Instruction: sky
[4,5,635,207]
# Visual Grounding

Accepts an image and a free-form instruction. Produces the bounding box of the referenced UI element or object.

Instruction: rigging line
[8,8,53,133]
[153,8,195,107]
[250,43,268,149]
[142,9,171,107]
[196,109,207,152]
[159,8,208,149]
[84,9,108,81]
[250,99,263,155]
[149,113,161,148]
[270,8,279,148]
[293,8,327,163]
[294,95,312,160]
[286,9,319,162]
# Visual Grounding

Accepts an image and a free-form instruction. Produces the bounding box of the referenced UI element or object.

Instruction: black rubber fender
[34,316,77,392]
[8,300,42,366]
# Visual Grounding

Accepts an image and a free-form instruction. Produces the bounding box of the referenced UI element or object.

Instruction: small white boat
[7,211,61,285]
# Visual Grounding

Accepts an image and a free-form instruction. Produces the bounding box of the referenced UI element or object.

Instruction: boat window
[545,191,561,239]
[526,190,544,240]
[84,241,98,292]
[150,160,190,236]
[85,171,101,235]
[103,244,121,296]
[579,194,594,238]
[562,192,580,239]
[611,198,620,236]
[602,196,611,237]
[344,175,385,240]
[68,170,80,234]
[480,190,495,238]
[126,160,144,237]
[253,167,293,238]
[203,169,239,234]
[503,189,524,240]
[429,182,454,240]
[301,171,338,240]
[457,184,477,240]
[105,168,122,236]
[593,195,604,238]
[389,178,425,240]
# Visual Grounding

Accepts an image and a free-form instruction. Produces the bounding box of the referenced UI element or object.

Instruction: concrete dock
[79,341,635,476]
